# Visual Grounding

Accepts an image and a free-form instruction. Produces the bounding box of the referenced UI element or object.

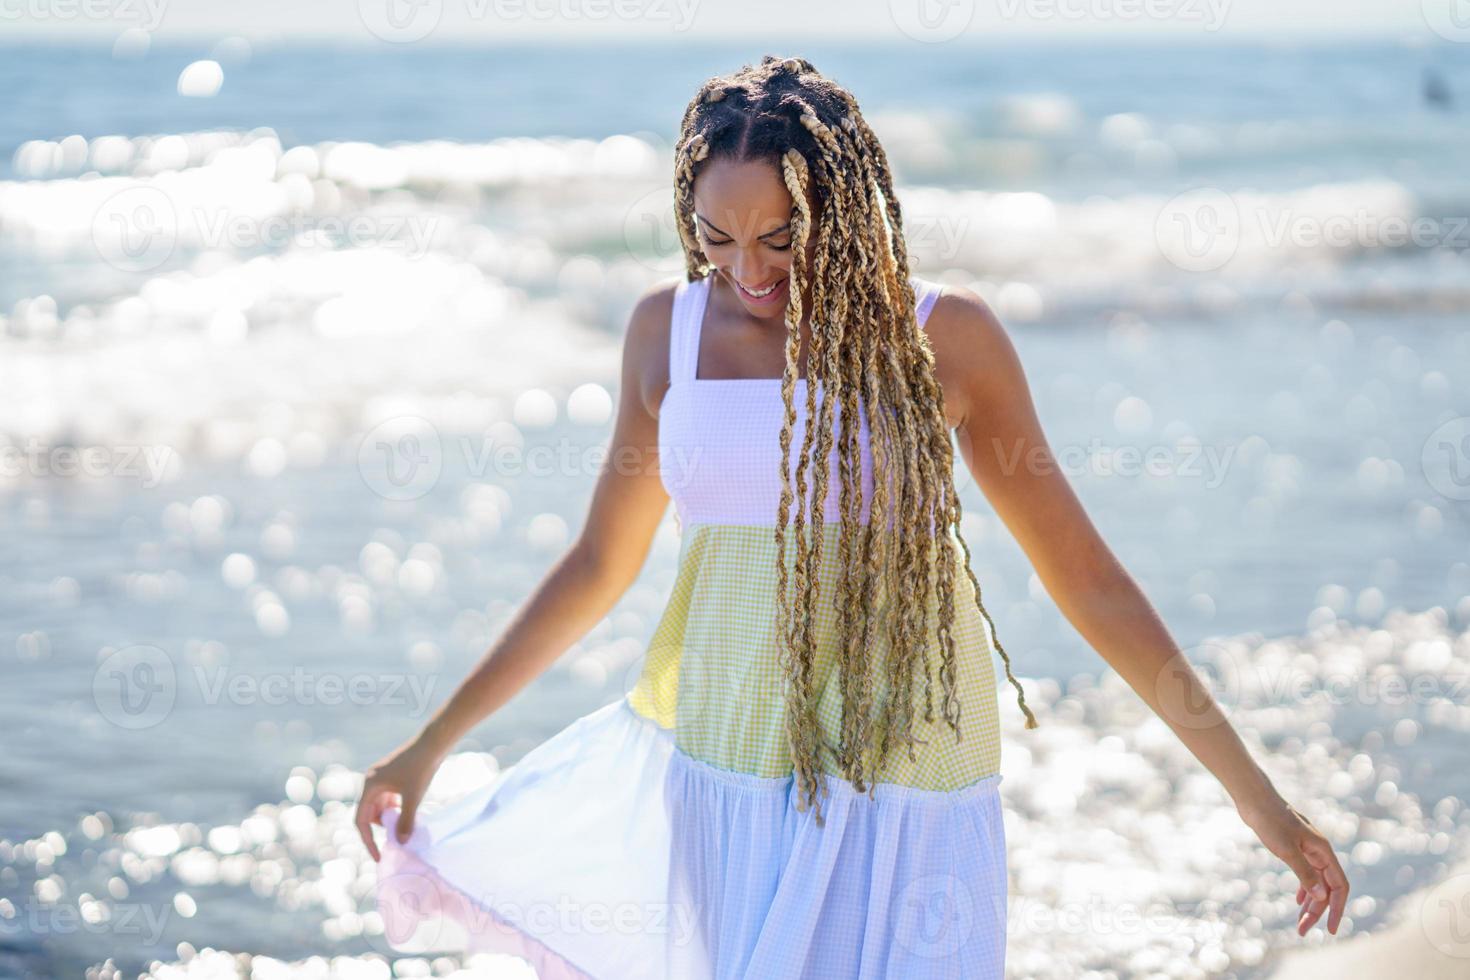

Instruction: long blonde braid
[671,56,1039,828]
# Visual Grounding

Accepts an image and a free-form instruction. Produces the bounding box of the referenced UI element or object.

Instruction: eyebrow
[695,214,792,240]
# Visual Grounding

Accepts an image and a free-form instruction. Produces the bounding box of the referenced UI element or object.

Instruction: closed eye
[702,234,791,252]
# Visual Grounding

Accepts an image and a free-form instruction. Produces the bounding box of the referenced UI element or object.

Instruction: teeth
[740,279,782,298]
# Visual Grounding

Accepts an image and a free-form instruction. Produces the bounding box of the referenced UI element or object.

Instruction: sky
[0,0,1455,43]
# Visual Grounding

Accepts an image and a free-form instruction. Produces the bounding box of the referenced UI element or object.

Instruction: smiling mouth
[735,277,786,299]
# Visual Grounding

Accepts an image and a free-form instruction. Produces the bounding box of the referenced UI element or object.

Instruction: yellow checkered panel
[628,521,1003,792]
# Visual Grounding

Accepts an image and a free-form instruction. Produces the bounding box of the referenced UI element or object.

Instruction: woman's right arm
[355,281,677,860]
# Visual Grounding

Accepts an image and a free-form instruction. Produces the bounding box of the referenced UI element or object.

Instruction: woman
[356,55,1349,978]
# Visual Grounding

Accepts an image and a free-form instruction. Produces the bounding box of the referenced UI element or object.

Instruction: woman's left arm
[927,285,1350,937]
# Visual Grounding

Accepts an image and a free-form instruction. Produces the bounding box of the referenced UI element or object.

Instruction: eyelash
[705,237,792,252]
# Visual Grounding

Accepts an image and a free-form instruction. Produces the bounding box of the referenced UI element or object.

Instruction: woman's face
[692,155,817,320]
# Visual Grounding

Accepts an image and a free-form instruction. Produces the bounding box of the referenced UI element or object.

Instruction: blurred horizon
[0,0,1443,42]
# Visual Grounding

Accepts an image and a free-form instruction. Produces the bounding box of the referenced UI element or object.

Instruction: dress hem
[378,811,602,979]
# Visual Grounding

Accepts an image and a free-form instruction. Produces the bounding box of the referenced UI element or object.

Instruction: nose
[732,249,772,286]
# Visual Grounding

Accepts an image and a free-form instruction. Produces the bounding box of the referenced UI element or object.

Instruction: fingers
[1298,887,1327,936]
[1263,802,1351,938]
[1280,842,1329,935]
[1308,836,1351,935]
[397,790,420,844]
[355,789,383,863]
[1295,835,1350,936]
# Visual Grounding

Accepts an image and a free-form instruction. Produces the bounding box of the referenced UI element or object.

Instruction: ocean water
[1,38,1468,979]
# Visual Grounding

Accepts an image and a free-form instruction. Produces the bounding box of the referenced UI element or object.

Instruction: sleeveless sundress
[374,273,1010,979]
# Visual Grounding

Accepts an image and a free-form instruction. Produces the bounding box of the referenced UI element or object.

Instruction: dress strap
[668,274,711,384]
[913,277,943,330]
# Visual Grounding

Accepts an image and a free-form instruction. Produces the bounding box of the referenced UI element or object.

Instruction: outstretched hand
[1239,796,1351,936]
[354,740,441,862]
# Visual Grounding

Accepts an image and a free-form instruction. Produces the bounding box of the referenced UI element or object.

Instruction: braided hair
[672,55,1038,828]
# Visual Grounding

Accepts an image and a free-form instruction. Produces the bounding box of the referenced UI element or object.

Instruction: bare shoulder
[923,282,1013,362]
[623,276,681,418]
[922,282,1026,431]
